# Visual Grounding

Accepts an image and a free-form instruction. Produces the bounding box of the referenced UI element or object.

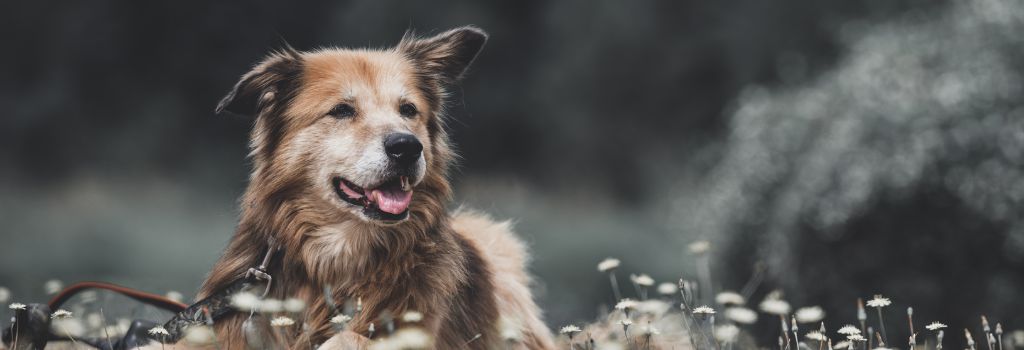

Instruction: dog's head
[217,27,486,225]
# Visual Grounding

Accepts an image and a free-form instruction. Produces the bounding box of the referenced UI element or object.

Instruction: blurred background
[2,0,1023,348]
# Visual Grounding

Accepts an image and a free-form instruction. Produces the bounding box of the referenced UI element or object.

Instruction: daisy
[615,299,639,311]
[724,307,758,325]
[847,334,866,341]
[330,314,352,324]
[148,326,170,337]
[866,295,891,308]
[806,331,828,341]
[184,326,215,345]
[838,325,861,335]
[693,305,716,315]
[9,302,26,310]
[229,292,260,311]
[795,306,826,323]
[51,309,73,319]
[759,298,792,315]
[866,295,891,343]
[715,291,746,306]
[283,298,306,313]
[402,311,424,323]
[643,324,661,335]
[688,240,711,254]
[597,258,620,272]
[631,274,655,287]
[715,324,740,343]
[559,325,581,335]
[926,322,947,331]
[270,316,295,327]
[656,282,678,295]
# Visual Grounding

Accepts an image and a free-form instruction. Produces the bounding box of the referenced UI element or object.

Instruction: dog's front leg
[318,330,370,350]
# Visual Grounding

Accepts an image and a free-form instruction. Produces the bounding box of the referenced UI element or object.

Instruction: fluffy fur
[196,27,555,349]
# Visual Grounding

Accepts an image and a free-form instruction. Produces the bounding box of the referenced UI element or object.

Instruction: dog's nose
[384,133,423,165]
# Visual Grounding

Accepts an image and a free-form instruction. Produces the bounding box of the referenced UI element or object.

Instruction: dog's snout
[384,133,423,165]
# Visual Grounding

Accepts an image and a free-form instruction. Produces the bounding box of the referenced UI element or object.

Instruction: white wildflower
[44,280,64,295]
[620,319,633,327]
[148,326,170,337]
[656,282,678,295]
[165,291,184,303]
[499,317,523,342]
[402,311,424,323]
[715,291,746,306]
[724,307,758,324]
[51,318,84,337]
[846,334,866,341]
[926,322,947,331]
[642,324,661,335]
[715,324,740,343]
[866,295,891,308]
[283,298,306,313]
[615,299,639,311]
[1012,330,1024,347]
[270,316,295,327]
[759,298,792,315]
[230,292,261,311]
[560,325,582,335]
[51,309,73,319]
[724,307,757,325]
[838,325,861,335]
[330,314,352,324]
[795,306,825,323]
[636,300,671,316]
[805,331,828,341]
[260,299,283,313]
[85,313,103,329]
[688,240,711,254]
[631,274,655,287]
[9,302,26,310]
[597,258,621,272]
[693,305,716,315]
[183,326,216,345]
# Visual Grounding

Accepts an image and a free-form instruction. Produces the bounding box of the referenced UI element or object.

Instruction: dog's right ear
[215,48,302,117]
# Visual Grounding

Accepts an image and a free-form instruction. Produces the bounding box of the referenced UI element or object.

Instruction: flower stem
[876,308,888,345]
[608,273,622,303]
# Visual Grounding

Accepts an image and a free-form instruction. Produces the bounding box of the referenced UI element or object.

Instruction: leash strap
[4,238,281,349]
[160,239,278,343]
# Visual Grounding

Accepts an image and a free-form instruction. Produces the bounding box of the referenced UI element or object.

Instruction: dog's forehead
[302,49,416,104]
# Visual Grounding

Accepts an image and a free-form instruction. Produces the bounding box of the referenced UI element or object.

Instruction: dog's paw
[317,331,369,350]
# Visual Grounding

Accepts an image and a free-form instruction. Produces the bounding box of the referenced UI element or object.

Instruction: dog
[196,27,555,349]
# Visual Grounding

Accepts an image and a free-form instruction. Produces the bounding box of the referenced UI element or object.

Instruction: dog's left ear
[399,26,488,83]
[216,47,303,117]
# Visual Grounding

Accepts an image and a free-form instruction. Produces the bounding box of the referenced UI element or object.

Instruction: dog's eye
[328,103,356,118]
[399,103,418,118]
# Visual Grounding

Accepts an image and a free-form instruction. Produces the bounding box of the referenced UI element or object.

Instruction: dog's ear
[215,48,302,117]
[398,26,488,83]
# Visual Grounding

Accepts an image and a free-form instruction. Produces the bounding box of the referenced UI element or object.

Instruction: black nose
[384,133,423,165]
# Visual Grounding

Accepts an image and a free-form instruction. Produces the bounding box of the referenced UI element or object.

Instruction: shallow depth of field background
[2,0,1023,348]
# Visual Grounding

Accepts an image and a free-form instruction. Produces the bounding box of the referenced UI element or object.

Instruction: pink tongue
[370,187,413,214]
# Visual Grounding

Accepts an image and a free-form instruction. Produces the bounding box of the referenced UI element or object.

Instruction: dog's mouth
[332,176,413,222]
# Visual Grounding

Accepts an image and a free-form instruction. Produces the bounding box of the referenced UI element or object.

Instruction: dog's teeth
[400,176,411,191]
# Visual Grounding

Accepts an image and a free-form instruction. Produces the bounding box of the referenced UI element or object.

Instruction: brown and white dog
[198,27,555,349]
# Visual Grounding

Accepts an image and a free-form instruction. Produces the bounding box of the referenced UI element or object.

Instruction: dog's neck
[228,171,464,297]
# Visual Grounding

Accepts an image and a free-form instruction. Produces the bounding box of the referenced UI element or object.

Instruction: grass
[2,242,1023,350]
